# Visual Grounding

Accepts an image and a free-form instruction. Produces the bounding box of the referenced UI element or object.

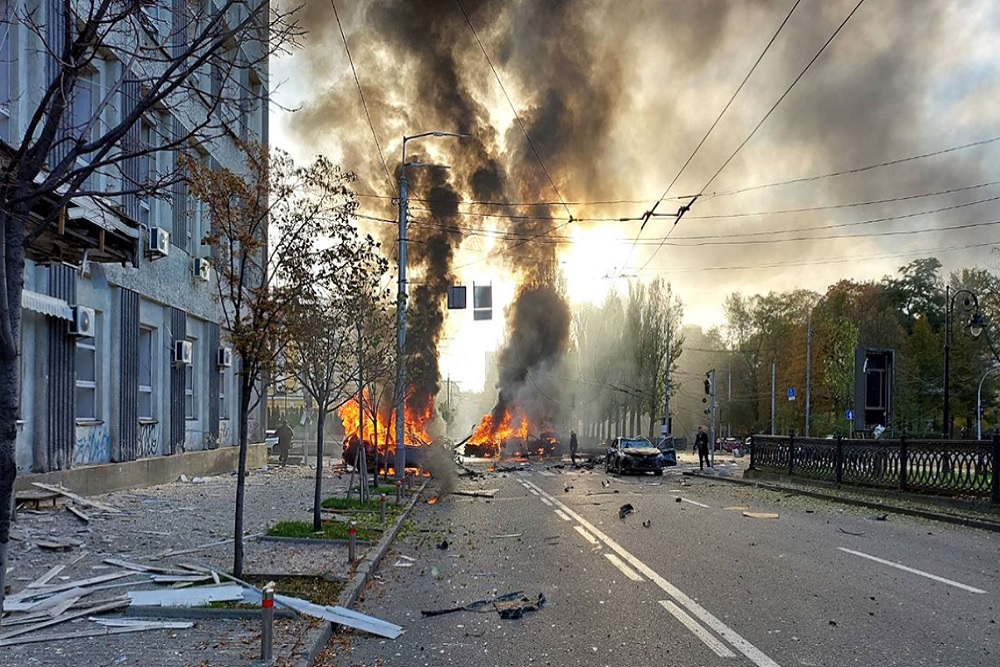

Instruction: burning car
[605,437,666,476]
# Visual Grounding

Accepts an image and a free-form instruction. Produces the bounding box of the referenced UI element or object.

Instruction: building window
[75,328,99,421]
[219,366,226,416]
[138,327,154,420]
[73,67,98,144]
[185,338,196,419]
[188,188,206,253]
[138,118,154,225]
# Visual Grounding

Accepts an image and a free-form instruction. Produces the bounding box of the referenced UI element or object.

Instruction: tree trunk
[0,210,25,625]
[233,377,253,578]
[312,410,326,532]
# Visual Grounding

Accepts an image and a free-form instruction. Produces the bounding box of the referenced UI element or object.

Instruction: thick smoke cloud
[288,0,1000,405]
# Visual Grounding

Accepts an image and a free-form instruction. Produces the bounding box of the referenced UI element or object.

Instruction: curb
[684,471,1000,533]
[299,482,427,666]
[257,536,374,547]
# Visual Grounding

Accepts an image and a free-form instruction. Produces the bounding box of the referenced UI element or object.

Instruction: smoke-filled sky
[272,0,1000,392]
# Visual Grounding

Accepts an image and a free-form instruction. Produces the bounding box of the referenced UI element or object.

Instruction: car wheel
[654,469,663,476]
[605,457,610,474]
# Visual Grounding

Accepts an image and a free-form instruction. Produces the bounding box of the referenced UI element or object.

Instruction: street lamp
[943,286,986,439]
[976,363,999,440]
[395,131,469,479]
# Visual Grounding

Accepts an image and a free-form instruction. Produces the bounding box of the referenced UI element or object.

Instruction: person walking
[695,426,710,470]
[276,420,294,467]
[569,430,579,465]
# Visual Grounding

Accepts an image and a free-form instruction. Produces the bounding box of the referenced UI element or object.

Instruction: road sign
[846,409,854,421]
[787,387,796,401]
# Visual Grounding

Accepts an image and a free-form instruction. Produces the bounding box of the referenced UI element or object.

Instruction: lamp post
[943,286,987,439]
[976,363,999,440]
[395,131,469,480]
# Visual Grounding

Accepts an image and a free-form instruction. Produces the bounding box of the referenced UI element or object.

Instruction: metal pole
[662,323,671,441]
[977,365,998,440]
[260,583,274,663]
[394,140,409,480]
[727,364,732,438]
[805,314,812,438]
[944,285,951,439]
[710,369,717,468]
[348,521,357,563]
[380,493,387,523]
[396,479,402,505]
[771,361,776,435]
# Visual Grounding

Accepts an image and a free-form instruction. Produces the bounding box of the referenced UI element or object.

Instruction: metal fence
[749,433,1000,503]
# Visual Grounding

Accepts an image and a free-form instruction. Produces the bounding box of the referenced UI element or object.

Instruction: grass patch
[267,519,380,542]
[321,496,383,511]
[243,574,344,606]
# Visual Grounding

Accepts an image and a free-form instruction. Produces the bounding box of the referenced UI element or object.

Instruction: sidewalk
[2,462,405,667]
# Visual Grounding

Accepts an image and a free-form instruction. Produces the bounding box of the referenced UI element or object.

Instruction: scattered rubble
[421,591,545,620]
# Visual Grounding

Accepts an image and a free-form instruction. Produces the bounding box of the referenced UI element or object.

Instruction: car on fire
[605,437,667,475]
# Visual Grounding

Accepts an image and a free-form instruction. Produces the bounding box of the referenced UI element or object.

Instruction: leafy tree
[285,227,388,531]
[187,144,358,576]
[0,1,300,613]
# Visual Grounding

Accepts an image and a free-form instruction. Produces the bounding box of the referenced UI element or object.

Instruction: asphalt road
[317,459,999,667]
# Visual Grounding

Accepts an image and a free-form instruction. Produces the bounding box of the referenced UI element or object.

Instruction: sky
[269,0,1000,393]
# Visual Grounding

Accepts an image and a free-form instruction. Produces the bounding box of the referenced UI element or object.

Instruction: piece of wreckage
[421,591,545,620]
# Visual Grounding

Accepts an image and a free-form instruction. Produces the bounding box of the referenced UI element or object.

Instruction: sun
[558,224,633,306]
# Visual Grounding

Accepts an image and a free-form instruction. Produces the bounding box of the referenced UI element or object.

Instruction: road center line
[540,497,553,506]
[529,489,539,496]
[838,548,987,594]
[554,509,572,521]
[659,600,737,658]
[605,553,644,581]
[524,479,782,667]
[574,525,600,545]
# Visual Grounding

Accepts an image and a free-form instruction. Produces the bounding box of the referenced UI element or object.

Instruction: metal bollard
[406,472,412,492]
[260,583,275,663]
[380,493,387,523]
[395,480,402,505]
[348,521,357,563]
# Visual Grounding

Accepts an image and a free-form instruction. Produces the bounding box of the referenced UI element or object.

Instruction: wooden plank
[66,506,90,523]
[0,598,129,640]
[30,483,121,514]
[8,571,134,602]
[127,583,244,607]
[103,558,188,576]
[28,565,66,589]
[46,596,81,618]
[151,574,211,584]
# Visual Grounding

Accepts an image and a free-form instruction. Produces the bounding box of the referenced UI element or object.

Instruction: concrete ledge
[14,444,268,496]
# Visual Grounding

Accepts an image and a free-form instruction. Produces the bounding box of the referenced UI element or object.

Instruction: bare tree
[187,144,357,576]
[285,230,389,532]
[0,1,301,613]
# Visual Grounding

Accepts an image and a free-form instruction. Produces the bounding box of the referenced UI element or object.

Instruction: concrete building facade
[1,1,268,475]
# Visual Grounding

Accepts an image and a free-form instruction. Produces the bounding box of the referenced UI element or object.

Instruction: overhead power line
[637,0,867,274]
[455,0,574,223]
[330,0,394,194]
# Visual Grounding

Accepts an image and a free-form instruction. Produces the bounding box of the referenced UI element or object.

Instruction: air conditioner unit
[217,347,233,368]
[68,306,96,337]
[148,228,170,258]
[193,258,212,282]
[173,340,193,365]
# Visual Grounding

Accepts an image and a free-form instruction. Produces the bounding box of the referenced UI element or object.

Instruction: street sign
[787,387,796,401]
[846,409,854,421]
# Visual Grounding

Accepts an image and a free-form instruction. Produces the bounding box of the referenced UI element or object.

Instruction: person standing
[569,430,579,465]
[276,420,294,467]
[695,426,710,470]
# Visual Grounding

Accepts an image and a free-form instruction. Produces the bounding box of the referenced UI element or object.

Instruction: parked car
[605,437,666,476]
[717,437,742,452]
[265,430,278,451]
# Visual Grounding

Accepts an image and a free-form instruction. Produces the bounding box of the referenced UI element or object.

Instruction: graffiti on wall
[220,419,232,447]
[138,422,160,458]
[74,424,110,466]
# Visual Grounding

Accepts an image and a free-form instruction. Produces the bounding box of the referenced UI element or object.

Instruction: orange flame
[338,390,433,455]
[468,410,530,456]
[427,496,439,505]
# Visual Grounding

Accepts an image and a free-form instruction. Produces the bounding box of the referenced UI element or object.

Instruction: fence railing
[749,433,1000,503]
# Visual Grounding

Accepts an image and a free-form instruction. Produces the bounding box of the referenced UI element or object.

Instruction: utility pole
[805,314,812,438]
[727,364,732,438]
[447,374,452,438]
[661,323,671,442]
[770,361,776,435]
[710,369,717,468]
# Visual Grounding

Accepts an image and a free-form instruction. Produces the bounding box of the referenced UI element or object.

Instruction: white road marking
[529,489,539,496]
[675,496,710,508]
[554,509,572,521]
[574,525,600,545]
[838,548,987,594]
[659,600,737,658]
[540,497,553,506]
[524,480,782,667]
[605,553,644,581]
